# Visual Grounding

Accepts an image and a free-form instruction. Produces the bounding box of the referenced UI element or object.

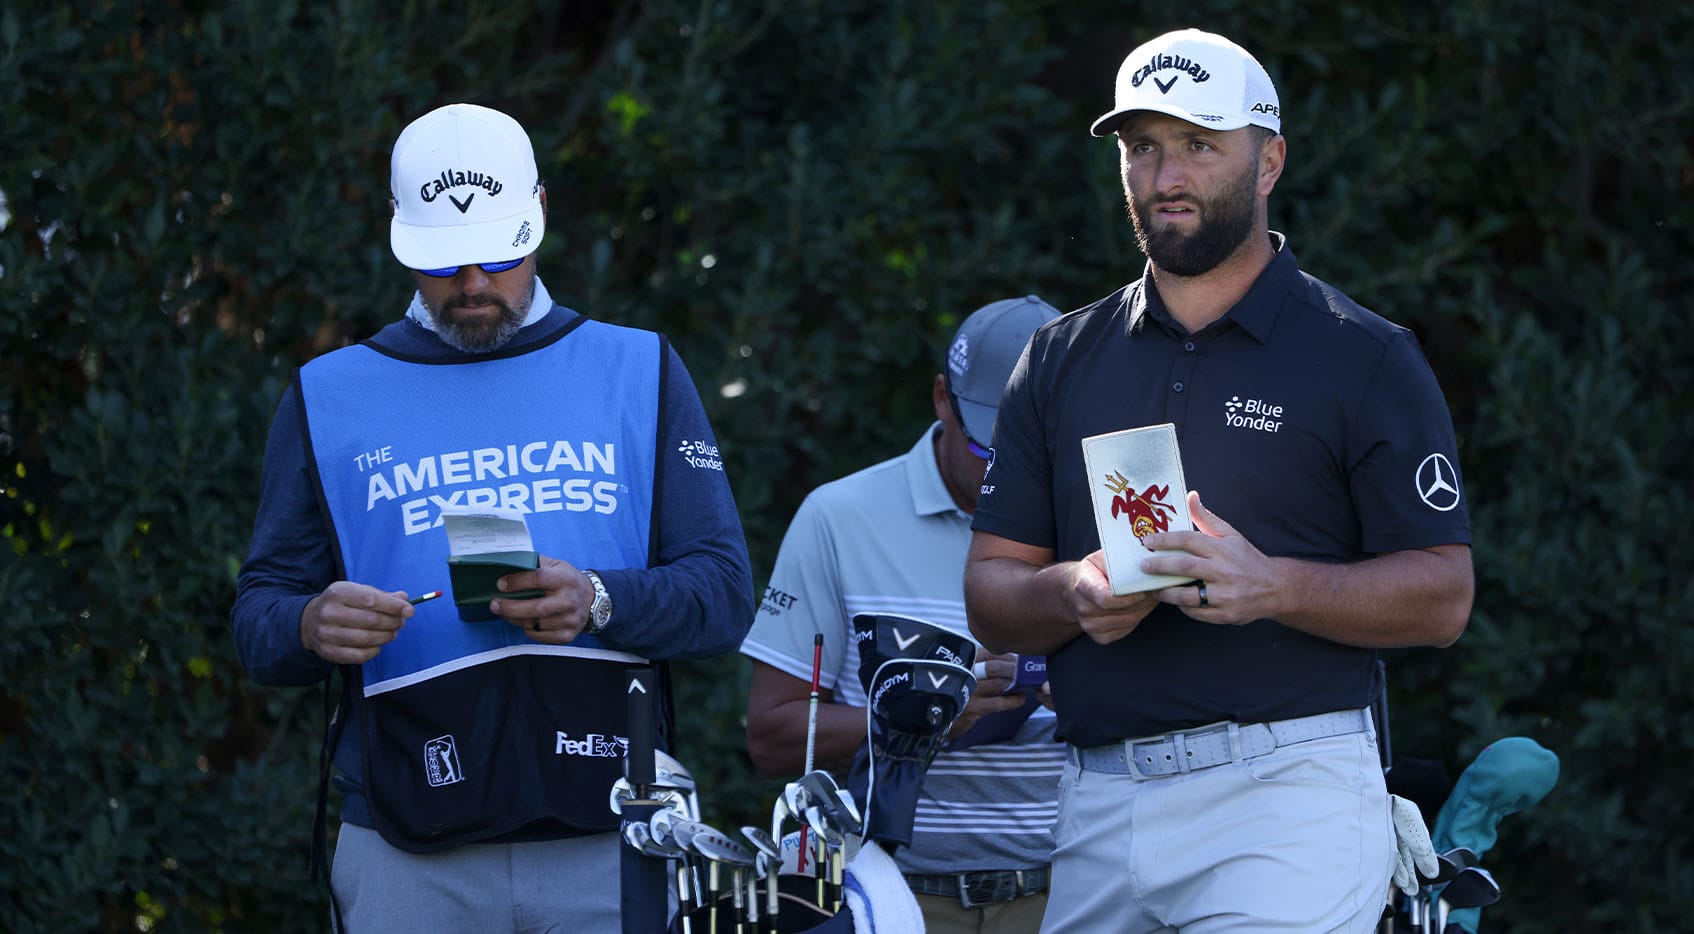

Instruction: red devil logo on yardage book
[1104,471,1177,540]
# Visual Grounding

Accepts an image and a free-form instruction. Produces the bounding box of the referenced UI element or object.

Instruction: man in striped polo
[742,297,1065,933]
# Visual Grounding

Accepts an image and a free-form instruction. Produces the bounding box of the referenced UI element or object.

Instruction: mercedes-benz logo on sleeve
[1415,453,1462,512]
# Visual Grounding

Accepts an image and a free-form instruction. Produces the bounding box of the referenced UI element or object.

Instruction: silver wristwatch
[583,569,612,635]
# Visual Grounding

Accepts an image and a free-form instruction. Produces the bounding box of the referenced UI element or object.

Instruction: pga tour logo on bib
[424,735,465,787]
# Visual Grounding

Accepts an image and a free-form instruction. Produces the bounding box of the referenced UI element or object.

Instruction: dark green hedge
[3,1,1689,930]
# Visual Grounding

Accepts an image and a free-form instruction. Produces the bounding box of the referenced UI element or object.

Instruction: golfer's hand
[490,556,597,644]
[1065,550,1157,645]
[946,652,1025,739]
[1145,491,1276,625]
[301,581,413,664]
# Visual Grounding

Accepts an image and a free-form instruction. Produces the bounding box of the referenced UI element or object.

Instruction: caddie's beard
[1127,159,1259,278]
[423,276,534,353]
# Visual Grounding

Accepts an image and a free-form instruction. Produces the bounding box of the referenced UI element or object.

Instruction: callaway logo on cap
[1090,29,1281,137]
[389,103,546,271]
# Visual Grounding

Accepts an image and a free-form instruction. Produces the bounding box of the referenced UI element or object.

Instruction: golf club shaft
[798,633,824,892]
[804,633,823,773]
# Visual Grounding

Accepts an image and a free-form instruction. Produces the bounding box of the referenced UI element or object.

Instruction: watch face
[587,572,611,632]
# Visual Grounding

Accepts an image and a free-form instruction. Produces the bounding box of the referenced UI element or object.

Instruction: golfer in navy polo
[965,29,1473,933]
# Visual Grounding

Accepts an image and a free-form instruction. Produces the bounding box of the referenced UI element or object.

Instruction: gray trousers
[331,823,623,933]
[1042,730,1395,933]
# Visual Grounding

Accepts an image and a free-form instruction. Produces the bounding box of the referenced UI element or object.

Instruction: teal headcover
[1431,736,1559,932]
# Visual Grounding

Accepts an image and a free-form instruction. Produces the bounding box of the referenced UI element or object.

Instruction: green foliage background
[3,0,1689,930]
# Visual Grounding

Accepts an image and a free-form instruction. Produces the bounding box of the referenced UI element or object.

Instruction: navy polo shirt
[974,235,1470,746]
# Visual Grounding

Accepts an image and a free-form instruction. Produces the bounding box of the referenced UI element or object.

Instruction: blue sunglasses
[942,370,994,460]
[414,257,526,278]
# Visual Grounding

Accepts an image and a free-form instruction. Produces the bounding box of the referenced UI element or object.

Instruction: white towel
[842,842,924,932]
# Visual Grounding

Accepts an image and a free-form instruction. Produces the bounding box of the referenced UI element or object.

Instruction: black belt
[904,868,1049,908]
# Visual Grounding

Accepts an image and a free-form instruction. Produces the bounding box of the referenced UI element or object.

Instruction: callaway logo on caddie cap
[1091,29,1281,137]
[419,169,505,214]
[389,103,547,271]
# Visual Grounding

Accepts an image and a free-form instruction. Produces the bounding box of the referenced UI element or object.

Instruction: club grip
[625,668,657,791]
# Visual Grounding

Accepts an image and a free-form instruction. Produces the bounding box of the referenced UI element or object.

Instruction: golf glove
[1390,793,1440,896]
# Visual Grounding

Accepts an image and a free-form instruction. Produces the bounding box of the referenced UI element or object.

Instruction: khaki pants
[916,890,1049,934]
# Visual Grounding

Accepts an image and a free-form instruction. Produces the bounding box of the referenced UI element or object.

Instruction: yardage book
[440,505,545,620]
[1080,423,1198,595]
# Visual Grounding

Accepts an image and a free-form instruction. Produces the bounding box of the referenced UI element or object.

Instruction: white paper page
[438,505,535,556]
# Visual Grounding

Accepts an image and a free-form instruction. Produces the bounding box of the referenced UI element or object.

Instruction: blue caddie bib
[298,316,661,851]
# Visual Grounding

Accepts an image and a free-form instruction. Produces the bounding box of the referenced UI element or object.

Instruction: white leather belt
[1066,708,1371,780]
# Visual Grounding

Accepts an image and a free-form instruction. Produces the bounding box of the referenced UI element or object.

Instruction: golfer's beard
[1127,166,1258,278]
[425,279,534,353]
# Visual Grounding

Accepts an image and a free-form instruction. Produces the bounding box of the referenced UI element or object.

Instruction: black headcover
[845,614,976,850]
[851,612,975,693]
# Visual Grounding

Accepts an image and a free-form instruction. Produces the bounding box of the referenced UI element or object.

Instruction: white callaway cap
[389,103,545,270]
[1090,29,1281,137]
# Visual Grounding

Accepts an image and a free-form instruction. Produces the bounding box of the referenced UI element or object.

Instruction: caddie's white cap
[1090,29,1281,137]
[389,103,545,270]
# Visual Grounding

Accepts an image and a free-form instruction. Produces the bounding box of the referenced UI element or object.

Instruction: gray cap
[945,295,1062,447]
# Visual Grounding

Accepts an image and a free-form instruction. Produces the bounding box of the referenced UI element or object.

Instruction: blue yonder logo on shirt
[1224,395,1285,433]
[678,439,724,471]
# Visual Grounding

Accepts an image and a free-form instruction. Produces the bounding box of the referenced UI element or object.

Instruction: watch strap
[583,569,612,634]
